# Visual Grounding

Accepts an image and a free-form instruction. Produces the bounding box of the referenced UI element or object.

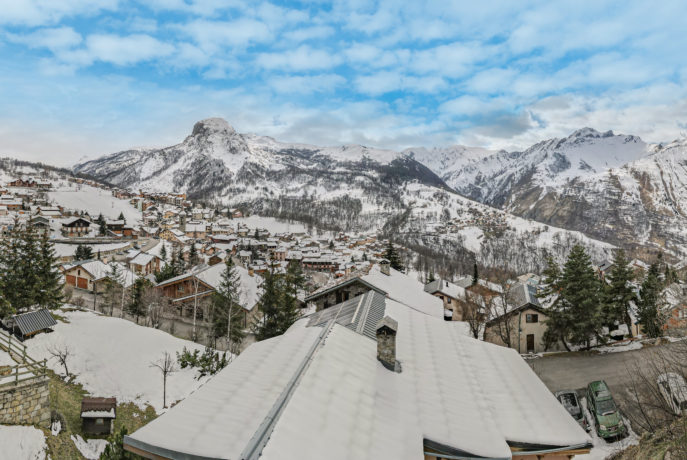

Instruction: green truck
[585,380,627,439]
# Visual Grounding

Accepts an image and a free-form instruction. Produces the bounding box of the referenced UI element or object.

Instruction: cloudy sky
[1,0,686,166]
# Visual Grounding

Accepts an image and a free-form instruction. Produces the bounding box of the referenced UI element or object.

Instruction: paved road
[528,341,687,434]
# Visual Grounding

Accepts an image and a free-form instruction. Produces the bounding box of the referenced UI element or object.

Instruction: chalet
[7,178,36,188]
[230,208,243,218]
[81,397,116,435]
[106,219,125,234]
[484,283,562,354]
[159,228,190,244]
[61,217,91,237]
[63,260,136,292]
[424,278,467,321]
[0,199,22,212]
[128,252,162,276]
[156,263,260,327]
[124,291,591,460]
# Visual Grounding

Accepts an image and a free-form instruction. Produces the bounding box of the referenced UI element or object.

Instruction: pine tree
[74,244,93,261]
[117,211,126,224]
[101,426,135,460]
[637,262,665,338]
[284,260,306,300]
[472,262,479,286]
[383,241,404,272]
[127,278,150,323]
[19,225,41,310]
[538,255,569,350]
[160,243,167,261]
[603,249,636,337]
[97,213,107,236]
[103,263,123,316]
[427,270,436,284]
[253,267,301,341]
[557,245,604,350]
[210,258,244,354]
[35,232,63,309]
[188,244,199,268]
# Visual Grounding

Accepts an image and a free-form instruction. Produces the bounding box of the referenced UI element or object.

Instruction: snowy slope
[48,183,142,225]
[0,425,46,460]
[26,309,207,412]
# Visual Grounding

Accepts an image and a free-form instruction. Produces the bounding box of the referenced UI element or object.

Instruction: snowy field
[25,308,207,412]
[48,184,142,225]
[0,424,47,460]
[239,215,310,234]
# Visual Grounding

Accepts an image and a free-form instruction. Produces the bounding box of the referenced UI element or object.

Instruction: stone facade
[0,377,51,427]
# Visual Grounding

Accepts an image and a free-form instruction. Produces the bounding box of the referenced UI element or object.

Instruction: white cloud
[7,26,82,51]
[256,45,342,71]
[180,19,272,52]
[0,0,117,26]
[84,34,175,66]
[269,74,346,95]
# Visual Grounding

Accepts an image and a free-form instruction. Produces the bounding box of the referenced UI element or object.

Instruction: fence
[0,328,47,387]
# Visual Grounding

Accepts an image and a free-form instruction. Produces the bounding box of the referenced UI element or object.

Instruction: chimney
[379,259,390,276]
[376,316,399,372]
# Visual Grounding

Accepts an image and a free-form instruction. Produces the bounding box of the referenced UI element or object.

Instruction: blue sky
[1,0,686,165]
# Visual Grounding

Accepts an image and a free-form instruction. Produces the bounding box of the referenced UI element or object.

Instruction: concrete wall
[0,377,50,427]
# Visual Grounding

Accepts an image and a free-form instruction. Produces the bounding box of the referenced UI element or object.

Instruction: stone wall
[0,377,50,427]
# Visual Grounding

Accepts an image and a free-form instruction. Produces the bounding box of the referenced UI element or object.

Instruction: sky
[1,0,687,166]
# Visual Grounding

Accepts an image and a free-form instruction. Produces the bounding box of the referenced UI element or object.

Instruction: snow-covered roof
[424,278,467,300]
[125,296,590,459]
[129,252,156,266]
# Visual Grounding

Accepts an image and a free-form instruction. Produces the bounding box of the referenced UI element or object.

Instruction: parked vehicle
[555,390,590,431]
[585,380,626,439]
[657,372,687,416]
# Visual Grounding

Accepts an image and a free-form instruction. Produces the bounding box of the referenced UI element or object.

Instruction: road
[528,340,687,434]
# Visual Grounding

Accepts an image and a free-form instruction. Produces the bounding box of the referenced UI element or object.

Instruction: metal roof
[13,309,57,337]
[306,290,386,340]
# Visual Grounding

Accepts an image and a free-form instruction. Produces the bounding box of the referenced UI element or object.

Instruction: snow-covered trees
[383,240,404,272]
[74,244,93,261]
[602,249,636,337]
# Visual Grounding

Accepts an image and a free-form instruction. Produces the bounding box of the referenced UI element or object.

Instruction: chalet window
[95,418,104,425]
[447,298,452,304]
[178,285,184,292]
[526,314,539,323]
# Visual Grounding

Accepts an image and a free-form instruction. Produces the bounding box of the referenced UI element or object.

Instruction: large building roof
[125,292,590,459]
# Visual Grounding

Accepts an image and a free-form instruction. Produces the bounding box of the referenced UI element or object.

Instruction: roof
[424,278,467,300]
[81,397,117,413]
[306,291,386,340]
[13,309,57,336]
[126,295,590,460]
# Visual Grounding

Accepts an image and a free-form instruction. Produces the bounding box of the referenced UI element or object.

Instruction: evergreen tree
[103,263,123,316]
[284,260,306,300]
[210,258,244,353]
[35,232,63,309]
[97,213,107,236]
[0,228,22,317]
[538,255,569,350]
[74,244,93,261]
[603,249,636,337]
[160,243,167,261]
[19,225,41,309]
[253,267,300,341]
[637,262,665,338]
[427,270,436,284]
[188,244,200,268]
[101,426,135,460]
[383,241,404,272]
[557,245,604,349]
[127,278,150,323]
[117,211,126,224]
[472,262,479,285]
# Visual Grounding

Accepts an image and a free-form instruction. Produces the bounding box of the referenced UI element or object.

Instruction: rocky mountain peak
[191,118,236,138]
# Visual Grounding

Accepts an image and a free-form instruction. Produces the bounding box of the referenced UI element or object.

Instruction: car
[585,380,627,439]
[555,390,590,431]
[657,372,687,416]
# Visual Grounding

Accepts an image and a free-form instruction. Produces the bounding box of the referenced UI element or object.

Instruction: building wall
[485,308,563,354]
[311,281,372,311]
[0,377,51,427]
[432,293,463,321]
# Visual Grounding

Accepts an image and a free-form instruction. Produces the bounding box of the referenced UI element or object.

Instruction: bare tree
[47,344,72,378]
[461,292,486,339]
[150,352,177,409]
[144,287,166,329]
[486,279,517,349]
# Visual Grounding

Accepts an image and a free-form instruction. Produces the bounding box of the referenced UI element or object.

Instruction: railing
[0,328,47,387]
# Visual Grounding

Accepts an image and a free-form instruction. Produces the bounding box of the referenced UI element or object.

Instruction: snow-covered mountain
[414,128,687,253]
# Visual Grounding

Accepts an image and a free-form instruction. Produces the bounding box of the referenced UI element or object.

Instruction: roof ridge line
[240,316,338,460]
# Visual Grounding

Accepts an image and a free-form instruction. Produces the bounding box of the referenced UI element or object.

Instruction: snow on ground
[53,242,131,258]
[25,308,207,412]
[71,434,108,459]
[458,226,484,252]
[596,341,643,354]
[48,184,142,225]
[239,215,308,234]
[576,397,639,459]
[0,425,47,460]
